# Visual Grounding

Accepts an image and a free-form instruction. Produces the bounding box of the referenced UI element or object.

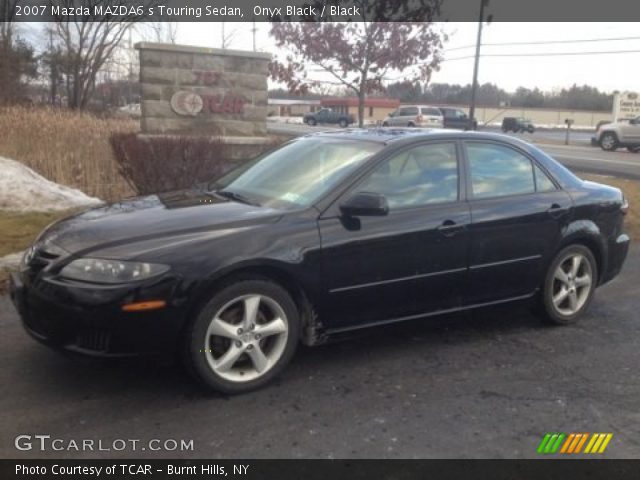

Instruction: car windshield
[210,138,381,210]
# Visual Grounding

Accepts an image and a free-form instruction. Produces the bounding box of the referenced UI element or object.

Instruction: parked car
[382,105,443,128]
[439,107,478,130]
[502,117,535,133]
[11,130,630,394]
[303,108,354,127]
[595,116,640,152]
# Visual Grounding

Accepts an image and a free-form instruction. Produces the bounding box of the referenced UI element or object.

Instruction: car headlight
[59,258,169,284]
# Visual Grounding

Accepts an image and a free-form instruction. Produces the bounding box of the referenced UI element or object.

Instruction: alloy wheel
[203,294,289,382]
[601,134,616,150]
[551,253,593,316]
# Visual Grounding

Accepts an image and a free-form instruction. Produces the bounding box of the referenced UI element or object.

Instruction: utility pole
[127,28,133,105]
[49,28,57,105]
[252,22,256,51]
[469,0,490,126]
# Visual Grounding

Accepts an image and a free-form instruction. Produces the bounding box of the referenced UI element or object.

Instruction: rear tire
[339,119,348,128]
[627,146,640,153]
[540,245,597,325]
[307,118,317,126]
[382,122,389,127]
[184,279,300,394]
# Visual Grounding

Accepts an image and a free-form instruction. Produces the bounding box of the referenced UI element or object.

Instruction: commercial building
[320,97,400,123]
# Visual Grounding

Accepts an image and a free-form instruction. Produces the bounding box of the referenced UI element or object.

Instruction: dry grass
[0,209,76,293]
[0,210,75,257]
[580,173,640,239]
[0,106,137,202]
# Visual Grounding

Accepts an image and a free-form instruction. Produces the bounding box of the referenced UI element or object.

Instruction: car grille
[76,329,111,352]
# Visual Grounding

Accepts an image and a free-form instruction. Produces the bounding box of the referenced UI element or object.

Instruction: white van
[382,105,444,128]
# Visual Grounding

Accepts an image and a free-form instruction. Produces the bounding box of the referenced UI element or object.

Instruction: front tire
[627,145,640,153]
[600,132,618,151]
[540,245,597,325]
[339,118,348,128]
[184,279,300,394]
[307,118,317,126]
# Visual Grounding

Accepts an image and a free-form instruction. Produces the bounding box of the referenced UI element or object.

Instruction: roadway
[1,248,639,458]
[267,123,640,180]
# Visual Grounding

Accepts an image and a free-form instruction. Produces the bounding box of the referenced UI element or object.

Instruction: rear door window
[466,143,536,199]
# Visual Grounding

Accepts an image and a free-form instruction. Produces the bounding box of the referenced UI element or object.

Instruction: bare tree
[0,1,38,105]
[146,22,179,44]
[221,22,238,49]
[51,0,153,109]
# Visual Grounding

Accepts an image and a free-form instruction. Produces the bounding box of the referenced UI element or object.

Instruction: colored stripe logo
[537,433,612,454]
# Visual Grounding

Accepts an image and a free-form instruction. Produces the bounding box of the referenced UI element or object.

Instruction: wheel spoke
[554,268,569,285]
[243,295,261,329]
[553,287,569,306]
[256,317,287,338]
[570,255,582,277]
[214,344,244,372]
[568,290,578,311]
[247,344,269,373]
[575,275,592,288]
[206,317,239,340]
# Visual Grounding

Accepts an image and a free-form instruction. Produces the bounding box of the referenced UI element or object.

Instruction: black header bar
[3,459,640,480]
[3,0,640,22]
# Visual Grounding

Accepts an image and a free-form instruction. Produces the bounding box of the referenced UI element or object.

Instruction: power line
[445,35,640,52]
[444,49,640,62]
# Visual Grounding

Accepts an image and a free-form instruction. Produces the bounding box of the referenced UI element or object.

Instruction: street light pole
[469,0,489,125]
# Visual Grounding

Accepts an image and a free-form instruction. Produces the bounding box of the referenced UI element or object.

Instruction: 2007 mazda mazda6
[10,129,630,393]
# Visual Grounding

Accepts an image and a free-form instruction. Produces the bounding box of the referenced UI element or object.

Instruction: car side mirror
[340,192,389,217]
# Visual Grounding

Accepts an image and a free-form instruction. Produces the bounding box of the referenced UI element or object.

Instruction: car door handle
[547,203,569,219]
[437,220,466,237]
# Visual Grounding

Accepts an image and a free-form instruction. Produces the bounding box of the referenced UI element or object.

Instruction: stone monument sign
[136,42,270,139]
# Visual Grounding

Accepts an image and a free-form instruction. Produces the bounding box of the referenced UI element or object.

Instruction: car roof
[304,127,529,146]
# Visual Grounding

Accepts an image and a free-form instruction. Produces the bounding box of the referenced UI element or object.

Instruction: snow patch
[0,156,103,212]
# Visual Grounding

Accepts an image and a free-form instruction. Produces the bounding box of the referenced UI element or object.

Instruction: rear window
[421,108,442,116]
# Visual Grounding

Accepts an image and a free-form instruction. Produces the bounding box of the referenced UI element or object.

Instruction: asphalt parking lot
[1,247,639,459]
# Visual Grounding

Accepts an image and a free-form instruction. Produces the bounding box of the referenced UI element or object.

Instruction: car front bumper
[9,271,188,357]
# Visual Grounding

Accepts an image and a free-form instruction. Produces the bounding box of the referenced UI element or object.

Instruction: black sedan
[10,129,630,393]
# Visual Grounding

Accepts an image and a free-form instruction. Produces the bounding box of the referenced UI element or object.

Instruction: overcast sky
[176,22,640,93]
[21,21,639,93]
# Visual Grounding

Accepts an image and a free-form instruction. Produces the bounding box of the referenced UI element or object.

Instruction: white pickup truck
[595,116,640,152]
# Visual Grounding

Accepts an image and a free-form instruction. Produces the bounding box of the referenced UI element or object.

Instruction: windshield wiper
[211,190,260,207]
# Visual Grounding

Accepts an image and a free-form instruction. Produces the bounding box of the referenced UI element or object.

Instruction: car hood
[41,189,282,255]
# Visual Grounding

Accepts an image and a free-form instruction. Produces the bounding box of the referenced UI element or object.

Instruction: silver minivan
[382,105,444,128]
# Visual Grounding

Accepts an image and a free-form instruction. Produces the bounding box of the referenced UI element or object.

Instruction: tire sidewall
[185,279,300,394]
[542,245,598,325]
